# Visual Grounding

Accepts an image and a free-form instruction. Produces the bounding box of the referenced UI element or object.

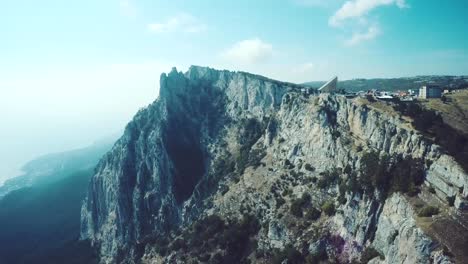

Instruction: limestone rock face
[80,66,295,262]
[81,66,466,263]
[372,194,434,264]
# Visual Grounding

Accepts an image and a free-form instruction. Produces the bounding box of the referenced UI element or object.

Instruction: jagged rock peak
[158,65,308,119]
[159,65,305,100]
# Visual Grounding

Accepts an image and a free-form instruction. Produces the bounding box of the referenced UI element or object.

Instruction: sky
[0,0,467,184]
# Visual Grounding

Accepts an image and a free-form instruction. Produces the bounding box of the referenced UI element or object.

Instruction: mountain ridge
[81,66,467,263]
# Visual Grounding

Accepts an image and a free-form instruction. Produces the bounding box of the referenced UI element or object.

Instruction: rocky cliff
[81,66,468,263]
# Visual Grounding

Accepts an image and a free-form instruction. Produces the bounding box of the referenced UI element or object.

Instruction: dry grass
[355,98,398,116]
[420,90,468,135]
[409,192,468,264]
[354,97,414,129]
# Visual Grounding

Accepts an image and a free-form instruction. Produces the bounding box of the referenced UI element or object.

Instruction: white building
[419,85,442,99]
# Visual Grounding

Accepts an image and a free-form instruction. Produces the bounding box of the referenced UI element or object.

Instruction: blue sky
[2,0,467,81]
[0,0,467,183]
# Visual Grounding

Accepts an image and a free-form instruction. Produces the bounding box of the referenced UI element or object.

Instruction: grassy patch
[418,206,440,217]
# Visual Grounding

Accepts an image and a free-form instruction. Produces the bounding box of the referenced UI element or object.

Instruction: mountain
[0,139,116,264]
[304,76,468,92]
[0,138,115,199]
[81,66,468,263]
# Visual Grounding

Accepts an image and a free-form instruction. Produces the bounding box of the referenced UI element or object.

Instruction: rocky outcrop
[81,66,298,262]
[81,66,467,263]
[372,194,434,264]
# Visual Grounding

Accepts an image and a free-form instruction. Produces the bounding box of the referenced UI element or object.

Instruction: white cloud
[147,13,207,33]
[329,0,408,27]
[119,0,137,18]
[345,25,381,45]
[221,38,274,65]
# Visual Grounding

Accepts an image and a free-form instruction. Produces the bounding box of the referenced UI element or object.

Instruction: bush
[290,200,304,217]
[418,206,439,217]
[306,251,328,263]
[366,94,376,102]
[317,169,340,189]
[392,101,468,173]
[284,159,294,169]
[221,215,260,259]
[343,165,352,175]
[346,172,361,194]
[304,163,315,172]
[237,118,265,173]
[338,195,347,205]
[359,151,382,194]
[321,201,335,216]
[361,247,383,263]
[282,188,292,197]
[446,196,455,207]
[272,245,304,264]
[276,197,285,209]
[305,207,321,221]
[290,193,311,217]
[358,151,426,199]
[317,178,328,189]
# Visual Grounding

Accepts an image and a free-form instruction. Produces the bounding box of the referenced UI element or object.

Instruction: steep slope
[81,66,468,264]
[0,169,98,264]
[0,140,115,264]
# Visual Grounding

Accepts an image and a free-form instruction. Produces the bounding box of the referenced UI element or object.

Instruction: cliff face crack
[161,79,228,205]
[164,118,205,204]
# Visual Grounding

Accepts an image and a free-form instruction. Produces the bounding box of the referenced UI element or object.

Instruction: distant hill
[0,138,116,264]
[304,76,468,92]
[0,138,115,199]
[0,169,99,264]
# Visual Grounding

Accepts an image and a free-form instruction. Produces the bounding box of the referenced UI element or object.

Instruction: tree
[360,151,380,194]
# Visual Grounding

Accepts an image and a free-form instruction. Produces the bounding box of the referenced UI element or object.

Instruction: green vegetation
[237,118,266,173]
[272,245,304,264]
[276,196,286,209]
[360,247,384,263]
[317,168,340,189]
[290,193,311,217]
[418,206,440,217]
[304,163,315,172]
[393,101,468,173]
[305,207,321,221]
[270,243,330,264]
[447,196,455,207]
[366,94,376,102]
[289,193,322,221]
[358,151,425,199]
[150,214,261,263]
[321,201,336,216]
